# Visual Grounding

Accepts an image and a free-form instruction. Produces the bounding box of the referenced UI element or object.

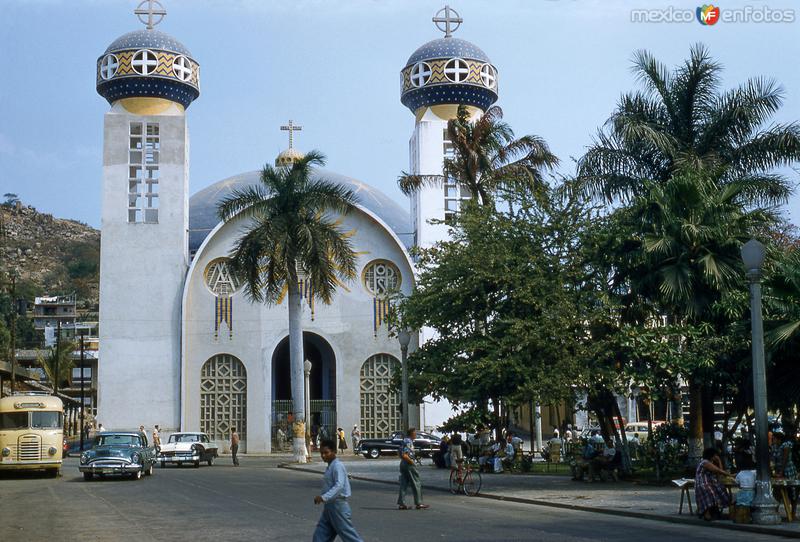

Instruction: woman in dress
[695,448,732,521]
[772,431,798,519]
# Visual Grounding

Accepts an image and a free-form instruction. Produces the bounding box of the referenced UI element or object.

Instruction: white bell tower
[400,5,499,249]
[96,1,200,432]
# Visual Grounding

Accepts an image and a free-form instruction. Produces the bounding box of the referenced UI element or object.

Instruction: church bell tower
[400,6,499,249]
[96,1,200,432]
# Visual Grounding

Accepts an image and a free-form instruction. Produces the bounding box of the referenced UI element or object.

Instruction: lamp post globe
[741,238,780,524]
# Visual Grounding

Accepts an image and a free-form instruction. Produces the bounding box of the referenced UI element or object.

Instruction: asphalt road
[0,457,786,542]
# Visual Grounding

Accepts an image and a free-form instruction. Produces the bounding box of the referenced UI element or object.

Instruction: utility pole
[79,331,86,452]
[9,274,17,394]
[54,320,61,396]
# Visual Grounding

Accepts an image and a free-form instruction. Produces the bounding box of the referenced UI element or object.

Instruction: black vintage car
[79,432,156,480]
[357,431,441,459]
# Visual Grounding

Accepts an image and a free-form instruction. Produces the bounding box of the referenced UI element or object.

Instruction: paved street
[0,457,792,542]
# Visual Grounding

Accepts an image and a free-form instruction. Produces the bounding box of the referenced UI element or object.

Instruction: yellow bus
[0,393,64,476]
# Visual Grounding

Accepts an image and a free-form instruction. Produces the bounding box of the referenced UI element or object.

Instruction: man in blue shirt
[398,427,429,510]
[313,439,363,542]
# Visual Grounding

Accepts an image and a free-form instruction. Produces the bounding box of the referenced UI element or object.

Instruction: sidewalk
[282,456,800,539]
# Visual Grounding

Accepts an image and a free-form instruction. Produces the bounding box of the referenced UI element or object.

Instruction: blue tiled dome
[104,29,193,56]
[400,37,498,114]
[96,29,200,109]
[406,38,490,65]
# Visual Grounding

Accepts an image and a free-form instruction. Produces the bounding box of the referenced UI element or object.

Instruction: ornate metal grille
[205,258,239,297]
[362,261,401,299]
[360,354,401,439]
[200,354,247,442]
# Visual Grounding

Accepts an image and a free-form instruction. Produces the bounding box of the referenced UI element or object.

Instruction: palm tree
[578,44,800,205]
[765,248,800,347]
[577,44,800,461]
[217,151,358,463]
[37,341,76,394]
[398,105,558,207]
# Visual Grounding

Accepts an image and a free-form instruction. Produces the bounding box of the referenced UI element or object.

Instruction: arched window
[362,260,401,299]
[360,354,401,439]
[200,354,247,442]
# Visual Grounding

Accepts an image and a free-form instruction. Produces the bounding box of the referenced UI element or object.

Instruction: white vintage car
[158,432,218,468]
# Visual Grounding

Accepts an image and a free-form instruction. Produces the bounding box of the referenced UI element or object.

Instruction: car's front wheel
[83,472,93,481]
[207,456,214,466]
[145,463,153,476]
[131,469,142,480]
[367,448,380,459]
[194,460,200,468]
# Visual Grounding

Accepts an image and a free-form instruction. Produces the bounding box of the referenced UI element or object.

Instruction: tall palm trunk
[688,380,703,465]
[287,277,307,463]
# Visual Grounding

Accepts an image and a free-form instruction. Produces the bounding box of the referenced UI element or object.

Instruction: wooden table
[773,479,800,522]
[672,478,695,514]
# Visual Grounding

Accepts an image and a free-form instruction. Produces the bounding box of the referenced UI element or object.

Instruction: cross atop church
[433,5,462,38]
[280,120,302,149]
[135,0,167,30]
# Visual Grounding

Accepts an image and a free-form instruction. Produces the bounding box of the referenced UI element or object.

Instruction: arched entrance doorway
[271,332,336,450]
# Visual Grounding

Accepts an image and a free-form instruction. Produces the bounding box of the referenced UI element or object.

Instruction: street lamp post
[304,359,312,458]
[741,239,780,525]
[79,331,86,452]
[397,329,411,432]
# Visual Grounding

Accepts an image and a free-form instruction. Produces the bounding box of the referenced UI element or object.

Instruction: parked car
[79,432,156,481]
[357,431,441,459]
[624,421,666,442]
[158,432,218,468]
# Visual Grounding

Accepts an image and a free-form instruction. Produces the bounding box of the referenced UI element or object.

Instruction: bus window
[31,412,62,429]
[1,412,29,429]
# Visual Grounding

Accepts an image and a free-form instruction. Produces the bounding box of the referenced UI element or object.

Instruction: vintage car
[79,432,156,480]
[158,432,218,468]
[357,431,441,459]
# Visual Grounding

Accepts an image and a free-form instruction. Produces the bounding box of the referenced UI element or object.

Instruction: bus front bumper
[0,459,62,470]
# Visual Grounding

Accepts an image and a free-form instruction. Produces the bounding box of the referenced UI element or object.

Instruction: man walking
[313,439,363,542]
[230,427,240,466]
[397,427,429,510]
[350,425,361,455]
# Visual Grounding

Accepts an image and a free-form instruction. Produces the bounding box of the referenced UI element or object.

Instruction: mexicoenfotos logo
[697,4,721,25]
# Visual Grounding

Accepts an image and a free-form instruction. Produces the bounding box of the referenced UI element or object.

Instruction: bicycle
[449,459,482,496]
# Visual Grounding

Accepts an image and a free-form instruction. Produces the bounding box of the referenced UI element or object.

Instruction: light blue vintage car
[79,432,156,481]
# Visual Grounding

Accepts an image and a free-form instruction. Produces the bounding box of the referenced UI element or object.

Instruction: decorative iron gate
[200,354,247,444]
[271,399,336,450]
[360,354,401,439]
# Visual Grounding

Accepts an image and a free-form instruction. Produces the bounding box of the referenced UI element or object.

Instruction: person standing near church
[313,439,363,542]
[397,427,429,510]
[231,428,240,466]
[152,425,161,454]
[351,425,361,455]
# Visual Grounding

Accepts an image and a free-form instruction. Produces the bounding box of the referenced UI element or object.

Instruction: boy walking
[313,439,363,542]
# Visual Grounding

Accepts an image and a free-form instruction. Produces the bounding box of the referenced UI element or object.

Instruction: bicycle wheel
[449,469,460,494]
[462,469,482,496]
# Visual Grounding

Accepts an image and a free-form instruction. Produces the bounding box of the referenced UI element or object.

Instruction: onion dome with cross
[96,1,200,111]
[400,6,498,115]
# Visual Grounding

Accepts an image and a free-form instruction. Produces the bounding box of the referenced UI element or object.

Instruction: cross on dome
[100,54,119,80]
[444,58,469,82]
[135,0,167,30]
[173,56,192,81]
[280,120,302,149]
[432,5,463,38]
[410,62,432,87]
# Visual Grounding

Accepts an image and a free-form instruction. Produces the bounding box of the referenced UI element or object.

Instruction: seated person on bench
[572,438,598,481]
[501,435,516,470]
[591,442,621,481]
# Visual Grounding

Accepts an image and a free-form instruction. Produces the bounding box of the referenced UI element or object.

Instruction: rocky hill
[0,200,100,306]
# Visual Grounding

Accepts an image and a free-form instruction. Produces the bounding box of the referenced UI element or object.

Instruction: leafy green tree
[398,188,595,437]
[217,151,358,463]
[398,105,558,206]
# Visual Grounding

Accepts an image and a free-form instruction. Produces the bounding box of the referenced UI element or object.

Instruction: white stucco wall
[182,203,418,452]
[98,103,188,433]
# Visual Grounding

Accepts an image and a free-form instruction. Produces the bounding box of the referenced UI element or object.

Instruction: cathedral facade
[96,3,499,452]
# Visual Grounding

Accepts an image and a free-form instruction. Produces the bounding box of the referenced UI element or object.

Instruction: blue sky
[1,0,798,228]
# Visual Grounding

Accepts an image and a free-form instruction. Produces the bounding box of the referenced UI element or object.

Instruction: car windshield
[0,412,29,429]
[96,435,141,447]
[171,434,199,443]
[31,411,62,429]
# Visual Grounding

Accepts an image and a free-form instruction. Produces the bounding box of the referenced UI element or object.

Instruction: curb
[279,464,800,539]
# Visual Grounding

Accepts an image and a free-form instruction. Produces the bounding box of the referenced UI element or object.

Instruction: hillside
[0,200,100,306]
